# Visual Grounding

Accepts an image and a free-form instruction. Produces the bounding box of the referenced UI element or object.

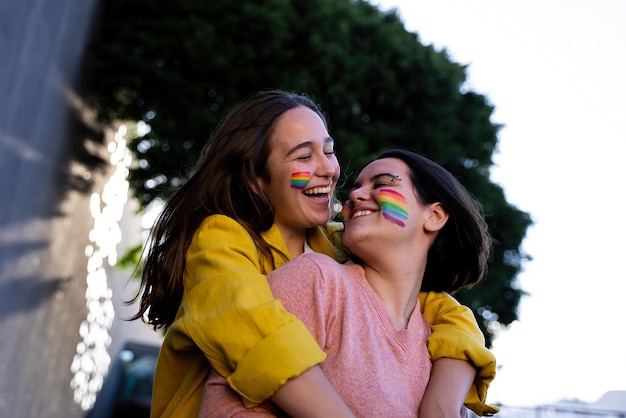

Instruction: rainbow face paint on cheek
[379,188,409,227]
[290,171,312,189]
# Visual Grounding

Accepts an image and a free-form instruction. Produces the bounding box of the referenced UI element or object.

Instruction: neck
[276,225,307,259]
[361,254,427,330]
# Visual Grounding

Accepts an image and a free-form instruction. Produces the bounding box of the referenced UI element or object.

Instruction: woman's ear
[251,176,264,196]
[424,202,449,232]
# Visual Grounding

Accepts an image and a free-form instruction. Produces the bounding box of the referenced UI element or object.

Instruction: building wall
[0,0,103,416]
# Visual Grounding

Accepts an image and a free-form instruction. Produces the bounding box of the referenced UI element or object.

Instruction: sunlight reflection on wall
[70,125,132,411]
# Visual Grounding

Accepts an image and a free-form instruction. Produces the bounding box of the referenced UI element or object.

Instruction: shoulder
[197,214,247,233]
[418,291,462,310]
[269,252,336,276]
[301,252,347,275]
[193,215,284,248]
[190,215,254,251]
[268,254,350,325]
[195,214,247,236]
[268,253,347,291]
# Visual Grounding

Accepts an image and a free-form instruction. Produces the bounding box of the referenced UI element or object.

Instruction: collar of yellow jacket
[261,221,351,265]
[308,222,351,263]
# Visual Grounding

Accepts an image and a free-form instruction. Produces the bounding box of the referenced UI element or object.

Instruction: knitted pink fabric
[200,252,432,417]
[271,253,431,417]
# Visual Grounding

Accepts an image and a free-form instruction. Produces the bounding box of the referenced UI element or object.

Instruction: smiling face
[259,105,340,239]
[342,157,443,259]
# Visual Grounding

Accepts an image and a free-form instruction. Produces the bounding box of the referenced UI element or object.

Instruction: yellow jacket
[150,215,498,417]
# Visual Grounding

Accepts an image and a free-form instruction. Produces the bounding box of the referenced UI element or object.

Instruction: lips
[348,205,378,219]
[303,185,331,196]
[352,209,373,218]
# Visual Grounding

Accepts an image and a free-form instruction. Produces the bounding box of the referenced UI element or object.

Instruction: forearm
[271,365,356,418]
[419,291,499,415]
[419,358,475,418]
[201,369,278,417]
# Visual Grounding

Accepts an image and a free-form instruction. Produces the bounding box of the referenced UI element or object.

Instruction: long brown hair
[129,90,328,329]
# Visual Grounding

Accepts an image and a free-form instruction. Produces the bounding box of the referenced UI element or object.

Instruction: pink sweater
[200,252,432,417]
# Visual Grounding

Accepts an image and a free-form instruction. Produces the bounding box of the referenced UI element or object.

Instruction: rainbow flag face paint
[291,171,312,189]
[379,188,409,227]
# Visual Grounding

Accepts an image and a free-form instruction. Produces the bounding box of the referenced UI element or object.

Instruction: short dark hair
[374,149,491,292]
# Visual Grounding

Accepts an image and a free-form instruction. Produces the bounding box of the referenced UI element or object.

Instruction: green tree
[85,0,532,346]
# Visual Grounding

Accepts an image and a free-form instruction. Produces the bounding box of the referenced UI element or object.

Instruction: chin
[342,228,368,248]
[310,215,331,228]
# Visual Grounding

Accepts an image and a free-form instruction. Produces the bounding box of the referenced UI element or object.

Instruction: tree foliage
[85,0,532,346]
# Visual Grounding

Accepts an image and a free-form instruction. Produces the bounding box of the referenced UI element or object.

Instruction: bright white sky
[374,0,626,408]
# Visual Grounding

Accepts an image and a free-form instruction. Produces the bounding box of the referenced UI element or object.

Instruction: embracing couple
[131,90,499,418]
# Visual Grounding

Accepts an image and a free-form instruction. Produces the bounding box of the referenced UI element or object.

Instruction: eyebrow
[349,172,401,190]
[372,172,401,182]
[286,136,334,157]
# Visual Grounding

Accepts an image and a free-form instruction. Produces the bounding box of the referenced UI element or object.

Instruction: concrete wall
[0,1,104,416]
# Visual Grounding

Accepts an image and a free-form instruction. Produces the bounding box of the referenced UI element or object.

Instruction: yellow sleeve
[183,215,326,407]
[419,291,499,416]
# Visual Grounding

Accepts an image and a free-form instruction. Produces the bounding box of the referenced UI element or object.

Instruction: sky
[374,0,626,408]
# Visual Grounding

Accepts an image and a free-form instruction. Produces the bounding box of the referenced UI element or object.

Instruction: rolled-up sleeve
[184,216,326,407]
[419,291,499,416]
